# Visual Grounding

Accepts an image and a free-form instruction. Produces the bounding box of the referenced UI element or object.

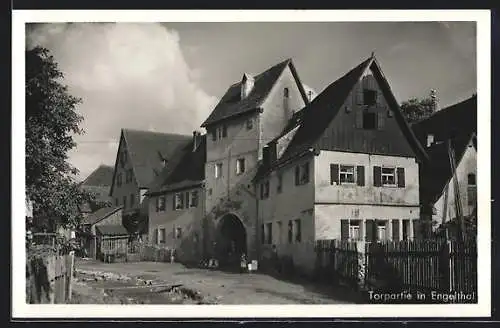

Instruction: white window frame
[236,158,245,175]
[158,228,166,244]
[174,193,184,210]
[381,167,397,186]
[349,220,361,240]
[190,190,198,208]
[339,165,356,184]
[157,195,166,212]
[377,221,387,241]
[215,163,223,179]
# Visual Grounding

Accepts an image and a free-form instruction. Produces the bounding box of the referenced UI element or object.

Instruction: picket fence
[26,251,75,304]
[315,239,477,294]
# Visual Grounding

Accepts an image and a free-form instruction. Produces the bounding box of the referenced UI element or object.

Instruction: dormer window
[241,73,255,99]
[363,89,377,106]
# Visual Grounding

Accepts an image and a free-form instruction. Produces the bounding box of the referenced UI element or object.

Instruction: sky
[26,22,477,180]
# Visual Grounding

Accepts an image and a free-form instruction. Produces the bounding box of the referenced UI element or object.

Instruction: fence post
[355,241,367,290]
[68,251,74,301]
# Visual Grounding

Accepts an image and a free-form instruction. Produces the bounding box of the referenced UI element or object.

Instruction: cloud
[27,23,218,180]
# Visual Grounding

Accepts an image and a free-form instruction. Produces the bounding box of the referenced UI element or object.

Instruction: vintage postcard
[12,10,491,319]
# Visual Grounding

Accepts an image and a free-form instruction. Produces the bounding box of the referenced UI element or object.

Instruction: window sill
[381,184,398,188]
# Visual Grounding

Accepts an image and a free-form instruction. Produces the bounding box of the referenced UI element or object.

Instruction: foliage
[400,97,436,124]
[26,46,91,230]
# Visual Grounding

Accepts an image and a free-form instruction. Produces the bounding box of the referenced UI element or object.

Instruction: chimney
[192,131,201,152]
[426,134,435,147]
[430,89,439,112]
[241,73,254,99]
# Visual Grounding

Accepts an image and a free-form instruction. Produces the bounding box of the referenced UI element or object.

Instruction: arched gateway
[216,213,247,268]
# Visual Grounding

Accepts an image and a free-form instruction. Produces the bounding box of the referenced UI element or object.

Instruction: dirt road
[73,259,358,304]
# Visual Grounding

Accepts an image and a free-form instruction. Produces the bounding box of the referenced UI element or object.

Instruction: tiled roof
[81,165,114,187]
[113,129,192,191]
[412,96,477,206]
[201,58,309,127]
[147,135,206,195]
[95,224,129,236]
[81,206,123,226]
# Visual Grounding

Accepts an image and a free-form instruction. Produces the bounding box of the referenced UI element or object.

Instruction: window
[288,221,293,244]
[211,130,217,141]
[174,193,184,210]
[277,173,283,193]
[115,198,119,206]
[363,89,377,106]
[236,158,246,175]
[222,125,227,138]
[339,165,355,184]
[261,224,265,244]
[117,173,122,187]
[260,181,270,199]
[377,221,387,241]
[295,162,310,185]
[284,87,289,98]
[362,112,377,130]
[213,125,228,141]
[265,223,273,244]
[381,167,396,186]
[402,219,410,240]
[246,118,253,130]
[468,173,476,186]
[215,163,223,179]
[185,191,190,208]
[294,219,302,243]
[122,196,127,209]
[130,194,135,207]
[120,151,127,168]
[156,195,166,212]
[190,191,199,208]
[159,228,166,244]
[349,220,361,240]
[175,227,182,239]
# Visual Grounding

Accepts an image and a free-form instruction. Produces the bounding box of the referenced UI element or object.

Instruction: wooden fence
[26,251,75,304]
[315,239,361,287]
[126,243,175,263]
[315,239,477,294]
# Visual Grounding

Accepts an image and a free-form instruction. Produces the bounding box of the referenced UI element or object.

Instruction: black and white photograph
[13,10,491,318]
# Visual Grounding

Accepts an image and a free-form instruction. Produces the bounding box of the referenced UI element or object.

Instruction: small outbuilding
[95,224,129,263]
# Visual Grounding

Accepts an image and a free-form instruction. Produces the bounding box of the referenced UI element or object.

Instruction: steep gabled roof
[81,206,123,226]
[109,129,192,195]
[269,55,427,170]
[147,135,207,195]
[201,58,309,127]
[81,165,114,187]
[412,96,477,206]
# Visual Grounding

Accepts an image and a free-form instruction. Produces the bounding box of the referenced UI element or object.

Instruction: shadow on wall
[26,257,52,304]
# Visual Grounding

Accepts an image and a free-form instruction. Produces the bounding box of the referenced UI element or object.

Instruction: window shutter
[356,166,365,186]
[330,164,339,185]
[392,220,400,241]
[365,220,375,242]
[341,220,349,241]
[373,166,382,187]
[294,166,300,185]
[377,112,385,130]
[355,110,363,128]
[397,167,405,188]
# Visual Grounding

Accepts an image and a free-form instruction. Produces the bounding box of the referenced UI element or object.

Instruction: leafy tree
[400,97,436,124]
[26,47,92,230]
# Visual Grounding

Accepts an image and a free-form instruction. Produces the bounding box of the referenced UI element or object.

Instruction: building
[146,132,206,263]
[109,129,192,238]
[80,164,114,205]
[411,95,477,234]
[79,205,124,259]
[200,58,311,264]
[253,54,428,274]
